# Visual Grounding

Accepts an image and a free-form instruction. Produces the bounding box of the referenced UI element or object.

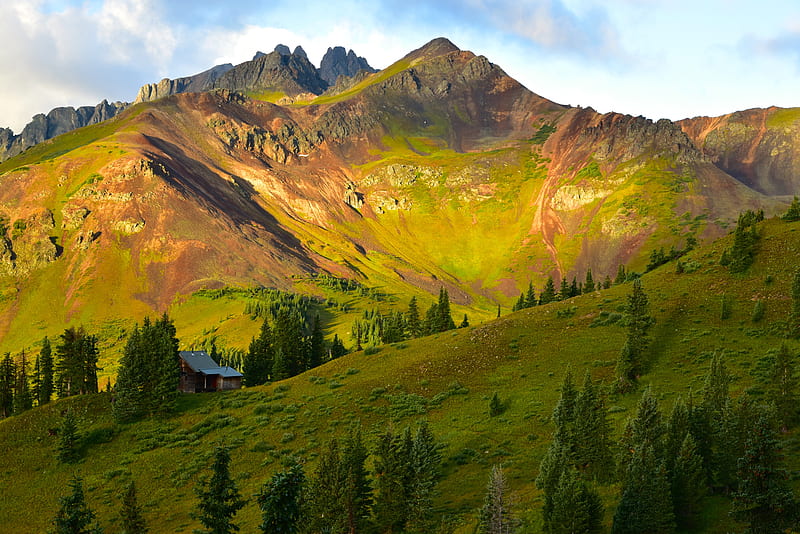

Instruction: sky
[2,0,800,132]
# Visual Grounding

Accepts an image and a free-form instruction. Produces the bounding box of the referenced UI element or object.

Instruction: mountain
[0,37,794,355]
[0,100,127,161]
[319,46,377,85]
[133,63,234,104]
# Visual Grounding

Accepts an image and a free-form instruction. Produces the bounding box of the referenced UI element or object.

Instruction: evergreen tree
[119,480,148,534]
[524,282,537,308]
[373,428,412,533]
[271,349,290,381]
[573,371,615,481]
[671,433,706,530]
[308,314,326,369]
[0,352,14,417]
[423,303,438,336]
[306,440,346,533]
[330,334,347,359]
[558,277,571,301]
[512,292,526,312]
[724,211,760,273]
[619,387,666,469]
[406,296,421,338]
[702,351,731,419]
[615,279,654,388]
[257,462,305,534]
[242,318,274,387]
[342,423,372,534]
[751,300,766,323]
[539,276,557,305]
[549,468,603,534]
[782,195,800,222]
[459,314,469,328]
[615,265,627,285]
[611,444,675,534]
[715,396,759,493]
[38,336,54,405]
[790,268,800,339]
[273,310,305,377]
[664,397,690,475]
[569,277,579,298]
[551,370,578,449]
[193,445,246,534]
[536,439,571,532]
[407,421,442,533]
[57,409,80,464]
[584,269,595,293]
[479,465,517,534]
[55,327,100,397]
[489,392,504,417]
[13,351,32,414]
[52,476,103,534]
[603,274,612,289]
[436,287,456,332]
[731,411,797,534]
[769,344,798,428]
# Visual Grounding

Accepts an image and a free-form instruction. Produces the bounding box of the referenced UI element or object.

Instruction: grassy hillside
[2,216,798,533]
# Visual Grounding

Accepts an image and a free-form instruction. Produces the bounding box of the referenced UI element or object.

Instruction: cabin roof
[179,351,243,378]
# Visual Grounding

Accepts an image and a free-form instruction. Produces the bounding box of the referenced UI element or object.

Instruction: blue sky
[2,0,800,132]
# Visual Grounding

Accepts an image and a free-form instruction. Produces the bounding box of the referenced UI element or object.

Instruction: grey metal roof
[179,351,243,377]
[200,366,243,378]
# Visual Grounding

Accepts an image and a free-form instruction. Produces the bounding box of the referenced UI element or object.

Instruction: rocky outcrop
[134,63,234,104]
[213,50,328,97]
[0,100,128,161]
[0,210,60,276]
[319,46,377,85]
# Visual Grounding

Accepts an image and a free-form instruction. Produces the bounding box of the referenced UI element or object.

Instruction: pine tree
[52,475,103,534]
[539,276,557,305]
[512,292,525,312]
[437,287,456,332]
[193,445,246,534]
[407,421,442,533]
[271,349,290,381]
[731,411,797,534]
[243,319,274,386]
[373,428,413,533]
[615,264,627,285]
[573,371,615,481]
[671,434,706,530]
[549,468,603,534]
[536,438,571,532]
[257,462,305,534]
[615,279,654,388]
[308,314,325,369]
[790,268,800,338]
[342,423,372,534]
[769,344,798,428]
[273,310,305,377]
[619,387,666,469]
[603,275,612,289]
[0,352,14,417]
[38,336,54,405]
[489,392,504,417]
[702,351,731,418]
[611,444,675,534]
[725,212,760,273]
[13,351,32,414]
[459,314,469,328]
[551,370,578,450]
[569,277,580,297]
[423,303,438,336]
[57,409,80,464]
[406,296,421,338]
[584,269,595,293]
[330,334,347,359]
[55,327,100,397]
[782,195,800,221]
[306,439,346,533]
[479,465,517,534]
[119,480,148,534]
[524,282,537,308]
[559,277,571,301]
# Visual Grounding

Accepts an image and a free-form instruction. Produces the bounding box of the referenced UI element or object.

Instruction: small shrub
[345,368,360,375]
[364,346,381,355]
[720,294,733,320]
[489,392,505,417]
[751,300,765,323]
[280,432,295,443]
[273,384,290,394]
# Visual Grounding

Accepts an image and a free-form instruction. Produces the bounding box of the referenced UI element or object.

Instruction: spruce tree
[615,265,627,285]
[257,462,305,534]
[308,314,325,369]
[539,276,557,305]
[790,268,800,338]
[52,475,103,534]
[38,336,54,405]
[193,445,245,534]
[619,387,666,469]
[373,428,412,533]
[342,423,372,534]
[437,287,456,332]
[330,334,347,359]
[57,409,80,464]
[603,274,612,289]
[243,319,274,387]
[782,195,800,222]
[549,468,603,534]
[615,279,654,388]
[611,444,675,534]
[573,371,615,481]
[551,370,578,449]
[119,480,148,534]
[524,282,537,308]
[671,434,706,530]
[536,439,571,532]
[479,465,517,534]
[306,439,346,533]
[731,411,797,534]
[569,276,579,297]
[0,352,14,417]
[273,310,305,377]
[459,314,469,328]
[559,277,571,301]
[584,269,595,293]
[512,292,525,312]
[423,303,438,336]
[769,344,798,428]
[489,392,504,417]
[702,351,731,419]
[13,351,32,414]
[406,296,421,338]
[55,327,100,397]
[408,421,442,533]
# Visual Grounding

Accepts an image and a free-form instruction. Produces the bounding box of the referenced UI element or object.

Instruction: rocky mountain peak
[319,46,377,85]
[293,46,308,59]
[402,37,461,63]
[274,44,291,55]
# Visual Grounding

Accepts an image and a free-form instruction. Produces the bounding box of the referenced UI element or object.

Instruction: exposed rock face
[0,100,128,161]
[274,44,291,56]
[214,50,328,96]
[0,209,59,276]
[134,63,234,104]
[319,46,377,85]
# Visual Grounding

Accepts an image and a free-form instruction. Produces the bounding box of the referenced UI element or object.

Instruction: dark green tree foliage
[791,268,800,338]
[308,314,325,369]
[407,421,442,532]
[715,396,759,493]
[37,336,54,405]
[569,277,580,298]
[549,468,603,534]
[57,409,80,464]
[489,392,504,417]
[524,282,537,308]
[731,411,797,534]
[52,476,103,534]
[611,444,675,534]
[751,300,766,323]
[769,344,798,428]
[271,349,290,381]
[372,428,412,533]
[479,465,517,534]
[664,397,690,474]
[620,387,666,469]
[273,310,305,377]
[0,352,14,417]
[539,276,557,305]
[459,314,469,328]
[558,278,571,301]
[13,351,32,414]
[406,296,421,338]
[603,275,612,289]
[55,327,100,397]
[536,440,571,533]
[615,279,654,387]
[583,269,595,293]
[573,372,615,481]
[615,264,627,285]
[119,480,148,534]
[551,370,578,449]
[330,334,347,359]
[242,318,274,386]
[193,446,246,534]
[257,462,304,534]
[702,352,731,419]
[113,315,180,422]
[436,287,456,332]
[306,440,346,533]
[722,210,762,273]
[671,433,706,530]
[342,424,372,534]
[782,195,800,221]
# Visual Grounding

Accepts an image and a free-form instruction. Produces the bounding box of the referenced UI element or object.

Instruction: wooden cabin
[179,351,243,393]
